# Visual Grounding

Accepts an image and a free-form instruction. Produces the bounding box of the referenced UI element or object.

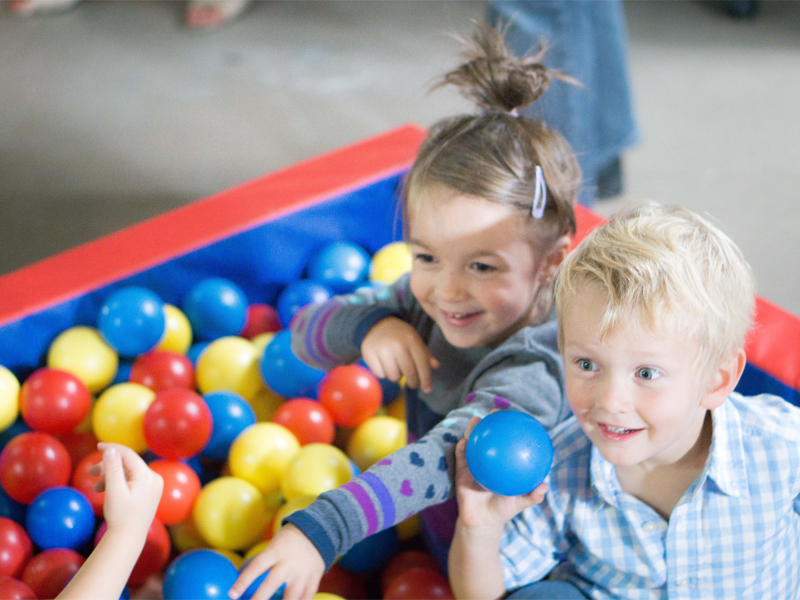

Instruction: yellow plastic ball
[314,594,346,600]
[250,332,276,355]
[47,326,118,394]
[157,304,193,354]
[0,366,20,431]
[92,382,155,453]
[280,443,352,502]
[386,394,405,421]
[273,494,316,536]
[248,386,284,422]
[168,514,209,553]
[368,242,412,284]
[396,513,422,541]
[193,476,270,551]
[214,549,244,569]
[228,423,300,494]
[347,416,407,473]
[243,539,270,562]
[196,336,262,401]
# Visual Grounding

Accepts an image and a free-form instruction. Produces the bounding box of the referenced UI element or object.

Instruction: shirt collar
[588,395,750,505]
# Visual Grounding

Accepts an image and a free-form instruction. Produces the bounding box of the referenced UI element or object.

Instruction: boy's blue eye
[577,359,594,371]
[471,262,496,273]
[636,367,661,380]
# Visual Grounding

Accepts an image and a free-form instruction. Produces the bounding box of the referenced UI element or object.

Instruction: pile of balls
[0,240,455,599]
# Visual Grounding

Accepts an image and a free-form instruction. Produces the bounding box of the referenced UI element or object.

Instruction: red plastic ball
[240,303,281,339]
[0,432,72,504]
[0,576,36,600]
[318,563,368,600]
[148,460,201,525]
[18,368,91,435]
[58,430,99,469]
[130,350,196,392]
[71,450,105,516]
[95,517,171,585]
[383,567,454,600]
[22,548,84,599]
[380,550,441,593]
[143,388,212,460]
[317,365,382,428]
[272,398,335,445]
[0,518,33,579]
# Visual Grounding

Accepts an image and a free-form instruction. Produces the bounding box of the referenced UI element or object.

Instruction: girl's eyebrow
[407,238,429,248]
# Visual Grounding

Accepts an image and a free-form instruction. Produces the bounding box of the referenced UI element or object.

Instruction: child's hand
[89,442,163,536]
[455,416,548,532]
[361,316,440,393]
[228,524,325,600]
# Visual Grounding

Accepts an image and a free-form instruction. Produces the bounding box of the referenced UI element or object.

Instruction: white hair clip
[531,165,547,219]
[508,108,520,118]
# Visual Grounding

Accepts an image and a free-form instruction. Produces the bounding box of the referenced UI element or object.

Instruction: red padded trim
[0,124,427,326]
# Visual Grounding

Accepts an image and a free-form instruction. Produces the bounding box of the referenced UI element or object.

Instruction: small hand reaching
[228,524,325,600]
[361,316,440,393]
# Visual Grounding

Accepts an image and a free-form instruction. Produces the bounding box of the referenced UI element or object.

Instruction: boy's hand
[455,416,548,531]
[89,442,163,536]
[361,316,440,393]
[228,524,325,600]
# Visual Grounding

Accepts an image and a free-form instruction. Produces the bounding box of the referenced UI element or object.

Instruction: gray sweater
[285,274,571,569]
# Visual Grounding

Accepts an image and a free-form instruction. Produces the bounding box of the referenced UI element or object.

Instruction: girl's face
[407,184,555,348]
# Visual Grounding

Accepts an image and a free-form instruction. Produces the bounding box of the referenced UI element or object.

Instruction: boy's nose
[596,377,632,413]
[438,271,466,301]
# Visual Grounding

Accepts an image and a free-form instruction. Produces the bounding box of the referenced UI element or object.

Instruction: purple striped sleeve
[341,480,380,536]
[360,472,396,529]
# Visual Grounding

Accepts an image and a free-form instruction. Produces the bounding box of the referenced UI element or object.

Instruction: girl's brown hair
[404,23,581,249]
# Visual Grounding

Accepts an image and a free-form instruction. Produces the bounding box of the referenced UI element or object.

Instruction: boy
[449,202,800,599]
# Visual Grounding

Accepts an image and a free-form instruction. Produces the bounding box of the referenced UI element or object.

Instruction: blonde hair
[403,23,581,251]
[555,201,755,382]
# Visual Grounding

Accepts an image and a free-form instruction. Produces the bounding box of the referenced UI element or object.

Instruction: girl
[230,23,581,600]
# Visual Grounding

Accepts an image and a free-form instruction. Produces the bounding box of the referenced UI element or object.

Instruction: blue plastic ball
[162,549,239,600]
[183,278,248,341]
[259,329,325,398]
[201,391,257,461]
[337,526,399,573]
[26,486,95,550]
[465,410,553,497]
[276,280,332,328]
[239,561,285,600]
[187,341,210,366]
[306,242,371,294]
[98,286,166,357]
[113,360,133,384]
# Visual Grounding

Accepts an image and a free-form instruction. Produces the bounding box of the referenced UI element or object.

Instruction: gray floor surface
[1,0,798,316]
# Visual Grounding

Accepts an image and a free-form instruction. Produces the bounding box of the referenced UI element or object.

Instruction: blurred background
[1,0,798,316]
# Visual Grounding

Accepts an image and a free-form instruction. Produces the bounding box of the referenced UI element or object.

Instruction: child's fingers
[100,445,127,494]
[229,552,275,599]
[463,415,481,439]
[408,345,435,392]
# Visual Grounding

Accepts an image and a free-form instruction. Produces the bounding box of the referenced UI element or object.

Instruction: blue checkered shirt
[500,392,800,599]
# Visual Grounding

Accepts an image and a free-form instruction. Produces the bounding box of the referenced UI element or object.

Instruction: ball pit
[25,486,95,550]
[98,286,167,358]
[46,326,119,394]
[183,278,249,342]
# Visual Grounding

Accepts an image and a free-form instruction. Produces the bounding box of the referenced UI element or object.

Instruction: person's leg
[505,580,588,599]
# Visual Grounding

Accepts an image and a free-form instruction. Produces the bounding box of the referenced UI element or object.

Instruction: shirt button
[677,578,689,587]
[643,522,657,533]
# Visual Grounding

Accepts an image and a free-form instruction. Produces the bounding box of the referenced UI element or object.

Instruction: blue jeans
[506,580,589,599]
[486,0,640,205]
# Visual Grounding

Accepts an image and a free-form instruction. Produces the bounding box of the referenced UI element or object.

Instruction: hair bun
[439,23,557,114]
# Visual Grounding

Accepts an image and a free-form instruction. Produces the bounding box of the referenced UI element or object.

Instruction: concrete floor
[1,0,798,316]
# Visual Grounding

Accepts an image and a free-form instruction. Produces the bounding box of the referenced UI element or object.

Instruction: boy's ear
[702,349,747,410]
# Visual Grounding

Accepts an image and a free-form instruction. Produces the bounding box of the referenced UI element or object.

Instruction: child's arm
[56,443,164,600]
[449,417,548,600]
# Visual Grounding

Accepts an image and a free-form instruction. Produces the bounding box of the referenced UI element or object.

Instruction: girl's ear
[541,236,571,284]
[702,349,746,411]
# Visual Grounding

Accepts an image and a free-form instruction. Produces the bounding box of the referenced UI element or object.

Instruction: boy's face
[561,286,715,471]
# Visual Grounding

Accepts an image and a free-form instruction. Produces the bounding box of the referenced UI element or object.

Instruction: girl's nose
[438,270,466,302]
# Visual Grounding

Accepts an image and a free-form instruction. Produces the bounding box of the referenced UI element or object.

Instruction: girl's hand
[89,442,163,536]
[361,316,440,393]
[455,416,548,532]
[228,524,325,600]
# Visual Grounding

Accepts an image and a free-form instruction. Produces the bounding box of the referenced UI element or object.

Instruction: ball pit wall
[0,123,798,406]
